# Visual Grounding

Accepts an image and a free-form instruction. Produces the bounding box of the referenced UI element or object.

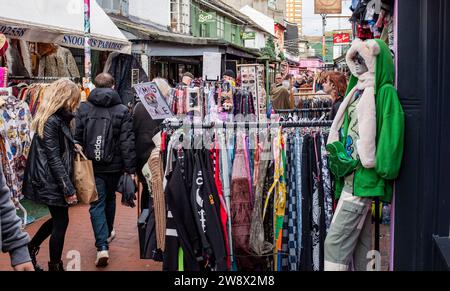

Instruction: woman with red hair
[322,71,348,120]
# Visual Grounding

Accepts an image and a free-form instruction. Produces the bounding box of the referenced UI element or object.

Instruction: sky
[302,0,353,36]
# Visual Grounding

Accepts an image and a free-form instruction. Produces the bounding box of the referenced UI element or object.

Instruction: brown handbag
[73,152,98,204]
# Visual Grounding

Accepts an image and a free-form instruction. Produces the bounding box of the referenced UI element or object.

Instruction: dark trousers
[138,170,150,212]
[90,173,120,251]
[30,205,69,263]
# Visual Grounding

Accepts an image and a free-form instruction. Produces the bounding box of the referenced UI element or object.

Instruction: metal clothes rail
[161,119,333,130]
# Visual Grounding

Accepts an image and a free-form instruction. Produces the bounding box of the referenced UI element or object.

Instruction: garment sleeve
[132,103,142,142]
[74,103,86,146]
[375,86,405,180]
[120,110,137,174]
[0,166,31,266]
[43,118,76,196]
[22,105,33,159]
[66,50,80,78]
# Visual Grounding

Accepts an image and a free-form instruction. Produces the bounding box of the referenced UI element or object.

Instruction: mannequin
[324,38,405,271]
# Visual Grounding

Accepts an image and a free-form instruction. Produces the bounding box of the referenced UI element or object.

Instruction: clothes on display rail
[0,94,32,199]
[140,118,335,271]
[169,81,258,122]
[104,53,149,107]
[7,78,89,116]
[349,0,395,51]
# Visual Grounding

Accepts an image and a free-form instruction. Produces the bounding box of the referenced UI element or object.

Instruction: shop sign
[203,52,221,81]
[314,0,342,14]
[199,12,216,23]
[242,32,256,40]
[289,68,300,75]
[131,69,140,86]
[299,59,323,68]
[62,35,125,51]
[333,33,350,44]
[0,25,27,38]
[134,82,173,120]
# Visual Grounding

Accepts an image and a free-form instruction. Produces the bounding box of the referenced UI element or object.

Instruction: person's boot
[48,261,65,271]
[28,244,44,272]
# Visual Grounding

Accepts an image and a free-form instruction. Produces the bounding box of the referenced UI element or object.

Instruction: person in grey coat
[0,165,34,271]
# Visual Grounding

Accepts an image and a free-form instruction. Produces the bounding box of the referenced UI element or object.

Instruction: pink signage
[299,59,323,68]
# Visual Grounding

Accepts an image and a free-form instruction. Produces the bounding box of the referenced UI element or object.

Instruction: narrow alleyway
[0,196,162,271]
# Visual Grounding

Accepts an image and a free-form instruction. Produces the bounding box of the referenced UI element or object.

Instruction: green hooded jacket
[333,39,405,203]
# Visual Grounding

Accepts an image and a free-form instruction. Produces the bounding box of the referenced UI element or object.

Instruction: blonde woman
[23,79,81,271]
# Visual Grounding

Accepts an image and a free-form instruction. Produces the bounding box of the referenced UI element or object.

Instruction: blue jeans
[90,173,120,251]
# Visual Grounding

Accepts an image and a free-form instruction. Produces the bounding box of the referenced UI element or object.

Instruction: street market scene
[0,0,449,275]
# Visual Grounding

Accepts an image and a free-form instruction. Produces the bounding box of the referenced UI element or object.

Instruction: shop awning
[0,0,131,54]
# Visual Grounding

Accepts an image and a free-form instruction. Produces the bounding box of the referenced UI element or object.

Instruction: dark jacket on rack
[0,165,32,267]
[132,102,163,172]
[74,88,136,174]
[106,54,148,107]
[165,150,202,271]
[191,152,227,271]
[23,110,76,207]
[329,98,343,120]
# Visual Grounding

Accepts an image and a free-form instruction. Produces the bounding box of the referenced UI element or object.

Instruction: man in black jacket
[75,73,136,267]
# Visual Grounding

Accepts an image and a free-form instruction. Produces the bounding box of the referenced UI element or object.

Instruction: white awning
[239,5,275,37]
[0,0,131,54]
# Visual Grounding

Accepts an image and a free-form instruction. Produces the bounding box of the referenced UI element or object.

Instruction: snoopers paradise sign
[134,82,173,120]
[0,23,129,53]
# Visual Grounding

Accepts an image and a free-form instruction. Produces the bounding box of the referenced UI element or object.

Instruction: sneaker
[107,229,116,244]
[95,250,109,267]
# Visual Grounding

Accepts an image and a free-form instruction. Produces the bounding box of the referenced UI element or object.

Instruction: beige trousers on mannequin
[324,190,373,271]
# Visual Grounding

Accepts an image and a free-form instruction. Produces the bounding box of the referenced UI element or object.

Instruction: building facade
[285,0,302,36]
[191,0,245,47]
[97,0,263,83]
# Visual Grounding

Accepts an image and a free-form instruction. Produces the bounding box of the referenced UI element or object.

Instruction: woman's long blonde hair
[32,79,81,138]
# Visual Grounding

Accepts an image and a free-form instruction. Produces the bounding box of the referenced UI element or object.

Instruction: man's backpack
[83,102,116,164]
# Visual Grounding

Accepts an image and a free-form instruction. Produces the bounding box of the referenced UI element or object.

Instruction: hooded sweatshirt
[327,39,405,203]
[75,88,136,174]
[0,165,31,267]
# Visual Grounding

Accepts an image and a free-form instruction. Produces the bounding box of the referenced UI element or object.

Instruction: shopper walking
[270,73,292,110]
[75,73,136,267]
[23,79,81,271]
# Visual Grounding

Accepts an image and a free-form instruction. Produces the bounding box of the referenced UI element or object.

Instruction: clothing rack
[161,119,333,130]
[275,108,331,114]
[294,93,331,97]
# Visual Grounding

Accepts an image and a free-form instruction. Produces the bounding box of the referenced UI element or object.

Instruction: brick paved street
[0,196,162,271]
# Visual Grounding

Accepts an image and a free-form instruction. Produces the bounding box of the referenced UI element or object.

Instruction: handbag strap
[77,151,89,161]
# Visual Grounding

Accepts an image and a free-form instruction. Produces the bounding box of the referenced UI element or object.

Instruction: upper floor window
[200,23,208,37]
[170,0,190,34]
[96,0,121,13]
[217,15,225,38]
[96,0,129,15]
